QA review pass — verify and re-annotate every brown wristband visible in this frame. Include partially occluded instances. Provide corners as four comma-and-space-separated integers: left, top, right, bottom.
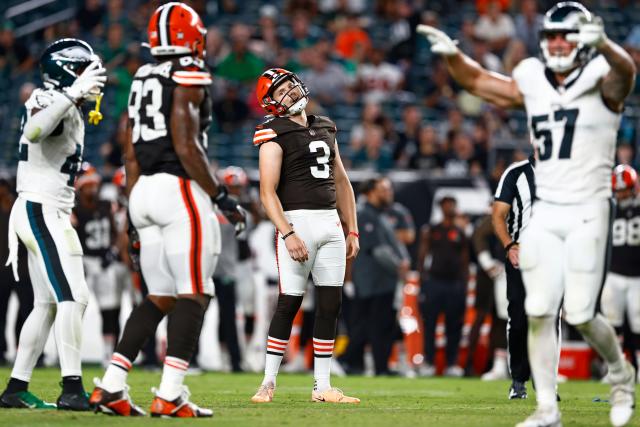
281, 230, 295, 241
505, 241, 519, 251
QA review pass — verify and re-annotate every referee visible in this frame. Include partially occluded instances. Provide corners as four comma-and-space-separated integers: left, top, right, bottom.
491, 156, 535, 399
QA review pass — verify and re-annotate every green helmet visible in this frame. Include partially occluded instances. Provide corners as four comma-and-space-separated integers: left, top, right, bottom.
39, 38, 97, 89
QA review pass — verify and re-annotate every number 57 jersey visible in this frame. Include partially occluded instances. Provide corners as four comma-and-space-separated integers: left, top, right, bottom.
254, 115, 337, 211
513, 55, 621, 204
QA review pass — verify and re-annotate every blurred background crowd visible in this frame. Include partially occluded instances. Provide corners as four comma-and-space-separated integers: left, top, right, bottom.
0, 0, 638, 379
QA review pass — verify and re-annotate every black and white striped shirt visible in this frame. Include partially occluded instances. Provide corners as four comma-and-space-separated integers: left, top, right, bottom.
494, 158, 536, 242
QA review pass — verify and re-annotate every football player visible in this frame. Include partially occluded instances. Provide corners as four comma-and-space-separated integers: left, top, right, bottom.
250, 68, 360, 404
418, 2, 636, 426
72, 164, 122, 366
601, 165, 640, 383
0, 39, 106, 410
89, 2, 245, 417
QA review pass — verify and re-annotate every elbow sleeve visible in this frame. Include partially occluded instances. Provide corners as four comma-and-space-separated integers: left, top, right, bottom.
23, 91, 73, 142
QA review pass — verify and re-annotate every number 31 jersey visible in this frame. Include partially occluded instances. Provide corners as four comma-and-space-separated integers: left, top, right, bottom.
513, 55, 621, 204
17, 88, 84, 209
253, 115, 337, 211
610, 197, 640, 277
128, 58, 212, 178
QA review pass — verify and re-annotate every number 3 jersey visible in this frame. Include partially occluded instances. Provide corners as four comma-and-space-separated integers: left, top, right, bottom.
16, 88, 84, 209
513, 55, 621, 204
610, 196, 640, 277
129, 59, 212, 178
253, 115, 337, 211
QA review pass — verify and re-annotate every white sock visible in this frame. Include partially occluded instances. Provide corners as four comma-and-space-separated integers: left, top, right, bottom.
263, 336, 288, 385
102, 334, 116, 366
54, 301, 86, 378
101, 353, 131, 392
157, 356, 189, 401
528, 316, 559, 409
11, 303, 56, 382
493, 348, 508, 373
576, 314, 627, 380
313, 338, 334, 392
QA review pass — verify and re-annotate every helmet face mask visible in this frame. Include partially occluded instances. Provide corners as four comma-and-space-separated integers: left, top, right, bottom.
539, 2, 595, 73
40, 39, 97, 89
256, 69, 309, 117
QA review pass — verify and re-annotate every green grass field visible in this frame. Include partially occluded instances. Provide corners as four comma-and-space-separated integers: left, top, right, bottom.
0, 367, 633, 427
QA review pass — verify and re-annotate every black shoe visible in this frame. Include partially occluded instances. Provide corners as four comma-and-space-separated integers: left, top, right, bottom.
57, 391, 91, 411
0, 390, 56, 409
509, 381, 527, 399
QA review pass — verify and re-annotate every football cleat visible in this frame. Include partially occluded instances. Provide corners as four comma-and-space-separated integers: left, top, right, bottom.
311, 388, 360, 404
515, 406, 562, 427
56, 390, 91, 411
444, 366, 464, 377
251, 383, 275, 403
149, 386, 213, 418
609, 362, 636, 427
509, 381, 528, 400
0, 390, 56, 409
89, 379, 145, 416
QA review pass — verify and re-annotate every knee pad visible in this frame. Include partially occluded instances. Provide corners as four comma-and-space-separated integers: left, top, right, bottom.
166, 298, 206, 361
566, 235, 598, 273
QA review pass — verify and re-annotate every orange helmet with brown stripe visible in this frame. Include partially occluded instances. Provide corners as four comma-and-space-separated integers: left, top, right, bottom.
612, 164, 638, 193
256, 68, 309, 116
148, 2, 206, 59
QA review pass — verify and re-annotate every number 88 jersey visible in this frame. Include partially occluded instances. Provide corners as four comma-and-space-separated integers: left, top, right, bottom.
128, 58, 212, 178
254, 115, 337, 211
611, 197, 640, 277
512, 55, 621, 204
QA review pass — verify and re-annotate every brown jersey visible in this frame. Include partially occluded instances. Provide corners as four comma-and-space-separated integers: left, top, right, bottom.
254, 115, 337, 211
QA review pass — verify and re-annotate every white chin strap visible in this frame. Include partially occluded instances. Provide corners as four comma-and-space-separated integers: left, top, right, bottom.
285, 97, 308, 116
541, 39, 579, 73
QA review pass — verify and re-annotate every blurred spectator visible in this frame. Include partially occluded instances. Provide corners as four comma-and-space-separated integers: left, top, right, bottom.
285, 0, 318, 18
102, 0, 129, 31
474, 0, 515, 54
409, 126, 444, 171
250, 5, 282, 63
356, 46, 404, 104
417, 196, 469, 377
385, 0, 420, 64
423, 60, 456, 111
394, 104, 422, 165
76, 0, 106, 36
350, 101, 383, 151
212, 83, 250, 133
351, 125, 394, 171
217, 24, 266, 84
111, 53, 141, 118
283, 12, 323, 51
318, 0, 367, 16
334, 14, 371, 60
503, 39, 527, 75
341, 177, 409, 375
514, 0, 543, 56
99, 113, 127, 176
616, 143, 635, 166
0, 22, 35, 77
206, 27, 231, 68
471, 35, 503, 73
443, 132, 483, 177
475, 0, 510, 15
100, 23, 128, 70
624, 25, 640, 99
299, 48, 351, 106
457, 17, 478, 54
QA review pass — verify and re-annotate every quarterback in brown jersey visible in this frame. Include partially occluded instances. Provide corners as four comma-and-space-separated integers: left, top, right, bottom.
250, 68, 360, 404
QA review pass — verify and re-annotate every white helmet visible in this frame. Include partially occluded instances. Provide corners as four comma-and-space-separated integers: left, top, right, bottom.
540, 2, 595, 73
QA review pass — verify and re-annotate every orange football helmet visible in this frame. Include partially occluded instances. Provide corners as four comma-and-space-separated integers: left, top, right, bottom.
220, 166, 248, 187
612, 164, 638, 192
148, 2, 206, 58
256, 68, 309, 116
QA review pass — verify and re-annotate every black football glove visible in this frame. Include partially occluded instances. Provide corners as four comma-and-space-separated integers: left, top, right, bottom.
101, 247, 119, 269
213, 186, 247, 235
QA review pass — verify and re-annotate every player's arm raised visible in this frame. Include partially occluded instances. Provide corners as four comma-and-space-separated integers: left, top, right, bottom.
566, 18, 637, 112
259, 141, 308, 262
416, 25, 523, 109
333, 143, 359, 259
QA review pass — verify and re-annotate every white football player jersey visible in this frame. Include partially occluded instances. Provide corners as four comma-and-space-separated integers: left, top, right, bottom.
513, 55, 620, 204
16, 88, 84, 209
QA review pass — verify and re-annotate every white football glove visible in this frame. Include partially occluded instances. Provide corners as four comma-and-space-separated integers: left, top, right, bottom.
566, 16, 607, 48
416, 24, 459, 56
64, 60, 107, 102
